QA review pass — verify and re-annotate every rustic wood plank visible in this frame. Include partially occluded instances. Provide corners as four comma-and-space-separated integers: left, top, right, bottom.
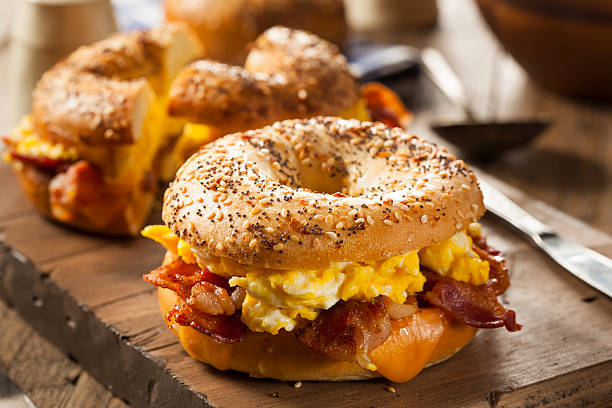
1, 213, 113, 266
0, 300, 129, 408
491, 361, 612, 408
0, 165, 33, 221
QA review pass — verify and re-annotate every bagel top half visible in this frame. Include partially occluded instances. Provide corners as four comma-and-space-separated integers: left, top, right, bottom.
167, 26, 360, 131
31, 23, 203, 147
163, 117, 485, 270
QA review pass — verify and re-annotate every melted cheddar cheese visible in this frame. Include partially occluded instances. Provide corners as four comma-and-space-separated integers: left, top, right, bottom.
142, 225, 490, 338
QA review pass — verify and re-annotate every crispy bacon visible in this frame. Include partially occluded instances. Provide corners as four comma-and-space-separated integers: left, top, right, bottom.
188, 281, 235, 315
8, 151, 68, 172
144, 258, 247, 342
167, 301, 245, 344
421, 269, 521, 332
297, 298, 391, 368
144, 258, 228, 298
362, 82, 412, 129
472, 236, 510, 296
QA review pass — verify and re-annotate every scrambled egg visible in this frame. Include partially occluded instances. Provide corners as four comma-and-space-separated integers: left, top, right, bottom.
6, 116, 78, 162
419, 230, 489, 286
229, 251, 421, 334
143, 225, 490, 335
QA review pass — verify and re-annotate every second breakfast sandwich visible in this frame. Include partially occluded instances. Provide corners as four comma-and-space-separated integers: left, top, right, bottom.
143, 117, 520, 383
4, 25, 407, 236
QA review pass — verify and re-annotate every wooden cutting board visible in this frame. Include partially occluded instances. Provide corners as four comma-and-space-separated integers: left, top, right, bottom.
1, 163, 611, 407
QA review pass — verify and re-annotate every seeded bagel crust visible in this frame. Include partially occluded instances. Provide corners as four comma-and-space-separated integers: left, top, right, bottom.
163, 117, 485, 270
31, 23, 203, 146
167, 26, 360, 130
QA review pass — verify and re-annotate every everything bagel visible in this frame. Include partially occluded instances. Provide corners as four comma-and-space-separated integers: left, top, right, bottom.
168, 27, 360, 132
143, 117, 520, 382
164, 117, 484, 269
4, 24, 204, 235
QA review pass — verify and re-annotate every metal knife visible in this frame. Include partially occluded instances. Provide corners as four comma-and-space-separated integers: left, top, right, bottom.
0, 370, 37, 408
479, 179, 612, 298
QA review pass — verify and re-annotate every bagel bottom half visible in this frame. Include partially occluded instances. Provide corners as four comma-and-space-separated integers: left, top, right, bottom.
158, 288, 477, 382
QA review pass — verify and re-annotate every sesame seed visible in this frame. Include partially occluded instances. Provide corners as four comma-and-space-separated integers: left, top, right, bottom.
336, 222, 344, 229
273, 243, 284, 251
383, 219, 393, 226
281, 208, 288, 217
367, 216, 374, 225
265, 227, 274, 233
385, 386, 396, 393
421, 215, 428, 224
325, 215, 333, 225
326, 231, 337, 239
293, 381, 302, 388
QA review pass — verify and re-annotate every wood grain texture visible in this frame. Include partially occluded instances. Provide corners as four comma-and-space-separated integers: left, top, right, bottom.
1, 0, 611, 406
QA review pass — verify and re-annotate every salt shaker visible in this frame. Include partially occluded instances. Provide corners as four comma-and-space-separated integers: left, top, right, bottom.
7, 0, 118, 127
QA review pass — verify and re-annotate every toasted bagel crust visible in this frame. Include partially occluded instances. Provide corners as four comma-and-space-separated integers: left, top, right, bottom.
165, 0, 346, 64
158, 288, 477, 381
167, 27, 359, 130
163, 117, 485, 270
31, 23, 203, 146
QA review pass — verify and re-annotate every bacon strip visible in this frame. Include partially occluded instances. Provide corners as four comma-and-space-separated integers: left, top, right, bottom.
8, 151, 67, 171
144, 258, 246, 343
297, 298, 391, 368
472, 236, 510, 296
362, 82, 412, 129
143, 258, 229, 298
421, 269, 521, 332
167, 301, 245, 344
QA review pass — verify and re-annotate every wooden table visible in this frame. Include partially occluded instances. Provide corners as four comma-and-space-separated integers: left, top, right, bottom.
0, 0, 610, 406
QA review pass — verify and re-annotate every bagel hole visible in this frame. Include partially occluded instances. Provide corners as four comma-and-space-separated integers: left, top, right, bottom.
297, 158, 346, 195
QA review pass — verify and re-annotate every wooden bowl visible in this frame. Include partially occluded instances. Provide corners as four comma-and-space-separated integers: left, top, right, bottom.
475, 0, 612, 100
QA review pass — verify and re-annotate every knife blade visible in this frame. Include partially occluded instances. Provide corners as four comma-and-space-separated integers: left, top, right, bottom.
0, 370, 36, 408
479, 179, 612, 298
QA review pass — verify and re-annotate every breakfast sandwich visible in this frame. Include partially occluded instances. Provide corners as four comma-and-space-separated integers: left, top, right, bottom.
3, 26, 407, 236
142, 117, 520, 382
